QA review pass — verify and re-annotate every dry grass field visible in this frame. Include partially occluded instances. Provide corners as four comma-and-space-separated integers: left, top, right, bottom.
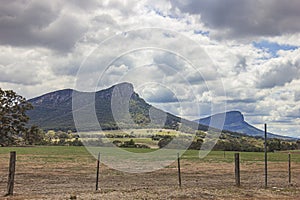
1, 147, 300, 199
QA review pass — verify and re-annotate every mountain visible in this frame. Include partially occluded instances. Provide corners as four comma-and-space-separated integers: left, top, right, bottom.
27, 82, 206, 132
195, 111, 294, 140
27, 84, 295, 140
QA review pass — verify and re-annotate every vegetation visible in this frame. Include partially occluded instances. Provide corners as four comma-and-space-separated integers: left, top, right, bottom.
23, 125, 45, 145
27, 83, 207, 132
0, 88, 34, 146
1, 146, 300, 199
212, 132, 298, 152
2, 121, 299, 152
1, 87, 299, 152
2, 146, 300, 163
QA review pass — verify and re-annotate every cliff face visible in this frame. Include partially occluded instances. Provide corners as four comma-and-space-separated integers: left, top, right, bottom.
198, 111, 244, 126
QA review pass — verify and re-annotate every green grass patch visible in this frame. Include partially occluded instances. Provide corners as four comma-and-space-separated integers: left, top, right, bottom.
181, 150, 300, 163
0, 146, 89, 156
109, 138, 158, 146
1, 146, 300, 163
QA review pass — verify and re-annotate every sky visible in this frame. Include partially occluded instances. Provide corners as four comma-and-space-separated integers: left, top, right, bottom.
1, 0, 300, 137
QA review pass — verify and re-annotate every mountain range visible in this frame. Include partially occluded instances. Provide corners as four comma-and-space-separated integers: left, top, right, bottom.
27, 82, 205, 132
27, 82, 293, 140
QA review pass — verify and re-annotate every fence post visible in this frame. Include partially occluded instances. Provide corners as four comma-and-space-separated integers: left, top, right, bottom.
288, 153, 291, 185
96, 153, 101, 191
6, 151, 16, 196
264, 123, 268, 188
177, 153, 182, 188
234, 153, 240, 187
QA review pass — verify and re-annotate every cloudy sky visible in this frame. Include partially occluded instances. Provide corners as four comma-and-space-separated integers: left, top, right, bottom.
1, 0, 300, 137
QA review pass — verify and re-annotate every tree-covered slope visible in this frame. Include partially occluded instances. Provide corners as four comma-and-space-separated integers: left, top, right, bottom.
27, 83, 206, 132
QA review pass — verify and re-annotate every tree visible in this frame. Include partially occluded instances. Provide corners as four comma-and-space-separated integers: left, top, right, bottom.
296, 140, 300, 149
56, 131, 69, 145
158, 137, 172, 148
268, 138, 281, 152
189, 139, 203, 150
23, 125, 45, 145
121, 139, 136, 148
0, 88, 33, 146
45, 130, 56, 142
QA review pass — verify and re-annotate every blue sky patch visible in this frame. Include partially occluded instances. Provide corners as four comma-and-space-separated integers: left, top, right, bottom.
253, 40, 298, 58
145, 6, 184, 21
194, 30, 209, 36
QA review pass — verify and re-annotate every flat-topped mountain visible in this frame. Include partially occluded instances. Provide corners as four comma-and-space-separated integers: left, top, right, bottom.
195, 111, 293, 140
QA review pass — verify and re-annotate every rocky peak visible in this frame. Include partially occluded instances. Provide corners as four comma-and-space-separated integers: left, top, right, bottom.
224, 111, 244, 124
29, 89, 74, 107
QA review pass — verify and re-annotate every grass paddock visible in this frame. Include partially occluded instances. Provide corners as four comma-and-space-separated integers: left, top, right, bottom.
1, 146, 300, 199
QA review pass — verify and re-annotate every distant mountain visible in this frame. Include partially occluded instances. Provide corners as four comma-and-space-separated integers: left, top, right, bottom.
27, 84, 295, 140
195, 111, 294, 140
27, 82, 206, 132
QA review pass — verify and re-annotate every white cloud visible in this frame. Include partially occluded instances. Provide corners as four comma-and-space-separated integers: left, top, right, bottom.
0, 0, 300, 137
255, 49, 300, 88
140, 84, 178, 103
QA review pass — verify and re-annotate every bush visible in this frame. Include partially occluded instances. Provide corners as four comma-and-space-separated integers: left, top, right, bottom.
158, 138, 172, 148
120, 139, 136, 148
69, 138, 83, 146
118, 139, 150, 149
112, 140, 122, 147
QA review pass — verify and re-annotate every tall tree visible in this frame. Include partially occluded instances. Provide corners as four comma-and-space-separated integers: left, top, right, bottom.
0, 88, 33, 146
23, 125, 45, 145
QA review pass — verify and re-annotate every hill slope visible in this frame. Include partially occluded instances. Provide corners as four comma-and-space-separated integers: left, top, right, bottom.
27, 83, 205, 132
195, 111, 293, 140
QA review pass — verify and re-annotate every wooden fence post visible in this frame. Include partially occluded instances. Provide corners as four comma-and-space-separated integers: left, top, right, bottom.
234, 153, 240, 187
288, 153, 291, 185
96, 153, 101, 191
177, 153, 182, 188
264, 123, 268, 188
6, 151, 16, 196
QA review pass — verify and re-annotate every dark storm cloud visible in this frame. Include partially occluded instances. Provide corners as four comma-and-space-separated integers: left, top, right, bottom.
0, 0, 88, 51
170, 0, 300, 39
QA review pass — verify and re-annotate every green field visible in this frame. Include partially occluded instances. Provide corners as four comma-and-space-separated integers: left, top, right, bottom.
1, 146, 300, 163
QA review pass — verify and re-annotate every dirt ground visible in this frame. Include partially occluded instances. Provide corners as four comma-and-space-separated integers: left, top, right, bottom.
1, 153, 300, 200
